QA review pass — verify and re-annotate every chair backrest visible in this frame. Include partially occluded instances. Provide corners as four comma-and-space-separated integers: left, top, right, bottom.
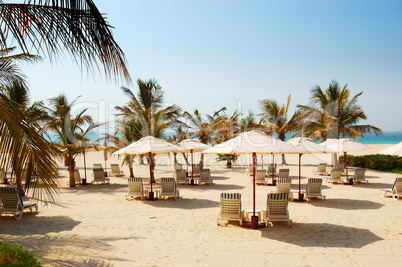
278, 169, 289, 179
331, 168, 342, 182
306, 178, 323, 194
174, 164, 182, 172
392, 177, 402, 193
248, 164, 253, 173
267, 192, 289, 215
336, 162, 345, 170
275, 178, 291, 193
110, 164, 120, 174
176, 169, 187, 182
93, 163, 103, 170
93, 169, 105, 182
220, 193, 241, 215
192, 164, 201, 175
255, 169, 266, 183
161, 177, 177, 193
317, 163, 327, 173
200, 169, 210, 182
74, 169, 81, 183
128, 177, 143, 194
0, 187, 23, 211
354, 168, 366, 180
267, 163, 277, 175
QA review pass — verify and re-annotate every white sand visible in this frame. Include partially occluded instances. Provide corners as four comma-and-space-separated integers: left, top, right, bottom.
1, 144, 401, 266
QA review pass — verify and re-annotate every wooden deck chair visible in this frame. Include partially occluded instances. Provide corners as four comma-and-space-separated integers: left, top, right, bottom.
176, 169, 187, 185
265, 192, 291, 227
352, 168, 367, 184
192, 164, 201, 177
314, 163, 327, 175
278, 169, 290, 179
326, 168, 343, 184
305, 178, 325, 201
200, 169, 212, 185
0, 187, 38, 220
110, 164, 124, 177
255, 169, 266, 185
160, 178, 179, 200
380, 177, 402, 200
217, 193, 243, 226
267, 163, 277, 176
126, 177, 144, 200
92, 169, 110, 184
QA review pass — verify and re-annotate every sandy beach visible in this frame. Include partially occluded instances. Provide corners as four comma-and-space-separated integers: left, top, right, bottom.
1, 144, 401, 266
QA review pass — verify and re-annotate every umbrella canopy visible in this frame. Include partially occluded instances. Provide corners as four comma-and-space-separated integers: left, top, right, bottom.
178, 139, 210, 178
203, 130, 303, 228
114, 135, 184, 155
321, 138, 371, 179
113, 136, 184, 199
287, 137, 337, 154
379, 142, 402, 156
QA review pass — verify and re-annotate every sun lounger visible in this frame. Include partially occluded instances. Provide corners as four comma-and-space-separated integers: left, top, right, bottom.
175, 169, 187, 185
110, 164, 124, 177
271, 178, 293, 200
160, 178, 179, 200
255, 169, 266, 185
247, 164, 253, 176
352, 168, 367, 183
267, 163, 277, 176
335, 162, 345, 173
217, 193, 243, 226
314, 163, 327, 175
0, 187, 38, 220
74, 169, 81, 185
265, 192, 291, 227
126, 177, 144, 200
92, 169, 110, 184
192, 164, 201, 177
173, 164, 182, 177
278, 169, 290, 179
93, 163, 103, 169
200, 169, 212, 185
380, 177, 402, 200
304, 178, 325, 201
326, 168, 343, 184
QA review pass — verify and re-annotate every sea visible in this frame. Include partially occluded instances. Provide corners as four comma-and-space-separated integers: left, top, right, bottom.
46, 131, 402, 145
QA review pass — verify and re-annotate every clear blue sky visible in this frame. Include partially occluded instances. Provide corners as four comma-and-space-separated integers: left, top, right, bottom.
20, 0, 402, 133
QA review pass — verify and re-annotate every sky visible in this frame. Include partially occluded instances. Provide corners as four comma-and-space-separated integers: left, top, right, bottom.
18, 0, 402, 134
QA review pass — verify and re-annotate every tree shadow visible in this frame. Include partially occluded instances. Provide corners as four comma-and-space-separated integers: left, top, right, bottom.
260, 222, 383, 248
309, 198, 383, 210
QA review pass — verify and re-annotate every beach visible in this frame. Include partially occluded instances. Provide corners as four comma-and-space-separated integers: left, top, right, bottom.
1, 144, 401, 266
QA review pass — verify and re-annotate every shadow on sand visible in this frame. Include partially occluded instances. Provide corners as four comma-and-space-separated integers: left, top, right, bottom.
261, 222, 383, 248
143, 197, 219, 209
309, 198, 384, 210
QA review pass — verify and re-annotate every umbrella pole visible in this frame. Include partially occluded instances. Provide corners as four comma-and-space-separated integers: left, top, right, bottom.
261, 154, 263, 169
345, 151, 349, 183
149, 152, 154, 199
191, 149, 194, 178
251, 152, 258, 229
298, 154, 302, 201
83, 150, 87, 185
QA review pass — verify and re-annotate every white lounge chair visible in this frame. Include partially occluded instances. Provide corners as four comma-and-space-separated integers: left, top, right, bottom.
247, 164, 254, 177
335, 162, 345, 173
74, 169, 81, 185
93, 163, 103, 169
271, 178, 292, 201
267, 163, 277, 176
175, 169, 187, 185
160, 178, 179, 200
305, 178, 325, 201
0, 187, 38, 220
126, 177, 144, 200
326, 168, 343, 184
255, 169, 266, 185
265, 192, 291, 227
110, 164, 124, 177
380, 177, 402, 200
192, 164, 201, 177
352, 168, 367, 184
314, 163, 327, 175
278, 169, 290, 179
217, 193, 243, 226
92, 169, 110, 184
173, 164, 182, 177
200, 169, 212, 185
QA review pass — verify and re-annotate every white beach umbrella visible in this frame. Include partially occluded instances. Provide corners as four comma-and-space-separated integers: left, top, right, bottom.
378, 142, 402, 157
113, 136, 184, 199
321, 138, 371, 179
203, 130, 304, 228
178, 139, 210, 178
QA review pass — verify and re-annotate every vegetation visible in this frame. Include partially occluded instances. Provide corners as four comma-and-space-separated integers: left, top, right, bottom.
216, 154, 239, 168
340, 154, 402, 174
0, 242, 41, 266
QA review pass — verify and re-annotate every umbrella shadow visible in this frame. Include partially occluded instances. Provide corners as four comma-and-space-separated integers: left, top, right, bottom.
260, 222, 383, 248
308, 198, 383, 210
179, 183, 245, 191
64, 183, 127, 195
143, 197, 219, 209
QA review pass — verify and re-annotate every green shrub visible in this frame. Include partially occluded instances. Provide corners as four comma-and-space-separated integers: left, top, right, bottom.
339, 154, 402, 173
0, 242, 41, 266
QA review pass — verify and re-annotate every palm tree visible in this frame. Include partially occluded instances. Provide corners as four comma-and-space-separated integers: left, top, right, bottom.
0, 1, 130, 82
212, 109, 242, 144
45, 94, 99, 187
239, 111, 262, 132
297, 80, 382, 141
259, 95, 304, 164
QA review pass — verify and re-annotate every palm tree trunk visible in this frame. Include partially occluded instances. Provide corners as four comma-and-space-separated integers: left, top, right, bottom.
281, 154, 287, 165
129, 157, 134, 177
16, 173, 25, 196
200, 153, 204, 169
68, 157, 76, 187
